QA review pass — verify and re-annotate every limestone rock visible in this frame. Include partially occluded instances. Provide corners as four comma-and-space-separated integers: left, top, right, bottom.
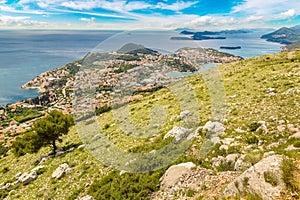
18, 171, 38, 185
78, 195, 94, 200
78, 144, 86, 150
202, 121, 225, 135
234, 155, 252, 171
289, 132, 300, 139
225, 154, 239, 163
223, 155, 285, 200
179, 110, 191, 119
52, 163, 73, 179
163, 126, 190, 141
212, 156, 225, 168
160, 162, 196, 191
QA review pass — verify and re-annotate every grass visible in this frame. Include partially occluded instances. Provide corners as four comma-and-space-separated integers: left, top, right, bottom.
263, 171, 278, 186
281, 158, 300, 193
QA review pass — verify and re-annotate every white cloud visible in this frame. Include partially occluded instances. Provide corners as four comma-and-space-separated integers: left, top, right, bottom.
231, 0, 300, 18
156, 1, 198, 11
0, 15, 47, 27
243, 15, 264, 23
80, 17, 95, 24
277, 9, 297, 19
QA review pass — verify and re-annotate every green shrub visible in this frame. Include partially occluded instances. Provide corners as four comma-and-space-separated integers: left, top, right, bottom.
11, 131, 42, 157
246, 135, 259, 144
281, 159, 300, 192
0, 143, 9, 157
186, 189, 196, 197
88, 170, 164, 200
293, 141, 300, 148
1, 167, 9, 174
248, 122, 260, 132
263, 171, 278, 186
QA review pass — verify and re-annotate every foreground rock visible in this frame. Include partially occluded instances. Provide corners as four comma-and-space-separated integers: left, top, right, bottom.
160, 162, 196, 191
202, 121, 225, 135
18, 171, 38, 185
152, 166, 239, 199
163, 126, 190, 141
52, 163, 73, 179
223, 155, 285, 200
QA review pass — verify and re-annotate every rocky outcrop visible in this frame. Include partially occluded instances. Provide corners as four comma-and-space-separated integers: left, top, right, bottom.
163, 126, 191, 141
223, 155, 285, 200
160, 162, 196, 191
52, 163, 73, 179
202, 121, 225, 135
77, 195, 94, 200
18, 171, 38, 185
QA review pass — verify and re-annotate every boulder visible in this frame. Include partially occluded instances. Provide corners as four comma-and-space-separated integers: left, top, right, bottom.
78, 195, 94, 200
222, 138, 235, 145
18, 171, 38, 185
163, 126, 190, 141
202, 121, 225, 135
211, 136, 221, 145
225, 154, 239, 163
223, 155, 285, 200
234, 155, 252, 171
15, 172, 22, 180
160, 162, 196, 191
212, 156, 225, 168
289, 132, 300, 139
78, 144, 86, 150
52, 163, 73, 179
179, 110, 192, 119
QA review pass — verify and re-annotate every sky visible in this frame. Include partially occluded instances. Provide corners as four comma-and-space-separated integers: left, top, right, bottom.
0, 0, 300, 30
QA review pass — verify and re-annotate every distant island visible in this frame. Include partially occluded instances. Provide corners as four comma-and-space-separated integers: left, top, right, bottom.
171, 29, 249, 41
220, 46, 241, 50
261, 25, 300, 45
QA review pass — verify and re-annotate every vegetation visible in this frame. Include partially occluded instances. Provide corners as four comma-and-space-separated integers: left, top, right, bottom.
88, 170, 164, 200
263, 171, 278, 186
11, 110, 74, 156
281, 158, 300, 193
33, 110, 74, 155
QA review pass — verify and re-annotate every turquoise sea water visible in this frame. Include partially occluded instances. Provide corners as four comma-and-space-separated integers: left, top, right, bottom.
0, 30, 283, 105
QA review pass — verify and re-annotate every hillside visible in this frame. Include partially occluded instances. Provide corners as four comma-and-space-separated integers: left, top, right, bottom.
261, 25, 300, 44
0, 50, 300, 199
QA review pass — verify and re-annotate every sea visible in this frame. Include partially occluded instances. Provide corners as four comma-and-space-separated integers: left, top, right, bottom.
0, 30, 283, 105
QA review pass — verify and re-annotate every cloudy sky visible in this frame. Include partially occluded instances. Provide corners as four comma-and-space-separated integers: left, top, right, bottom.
0, 0, 300, 30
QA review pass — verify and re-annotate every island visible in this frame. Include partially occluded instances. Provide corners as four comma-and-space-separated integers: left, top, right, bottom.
220, 46, 241, 50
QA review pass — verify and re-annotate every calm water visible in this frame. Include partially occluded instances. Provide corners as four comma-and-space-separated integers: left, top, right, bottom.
0, 30, 283, 105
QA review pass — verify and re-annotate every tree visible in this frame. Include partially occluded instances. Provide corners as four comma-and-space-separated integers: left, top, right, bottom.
33, 110, 74, 155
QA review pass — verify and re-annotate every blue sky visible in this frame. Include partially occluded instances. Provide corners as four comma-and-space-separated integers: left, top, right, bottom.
0, 0, 300, 29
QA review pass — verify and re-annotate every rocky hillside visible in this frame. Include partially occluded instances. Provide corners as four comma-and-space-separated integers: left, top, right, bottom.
0, 50, 300, 199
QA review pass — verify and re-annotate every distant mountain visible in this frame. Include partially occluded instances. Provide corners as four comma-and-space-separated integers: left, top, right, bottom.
261, 25, 300, 44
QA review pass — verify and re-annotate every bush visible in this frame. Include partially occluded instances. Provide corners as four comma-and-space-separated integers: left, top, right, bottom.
281, 159, 300, 192
0, 143, 8, 157
11, 131, 42, 157
88, 170, 164, 200
248, 122, 260, 132
263, 171, 278, 186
